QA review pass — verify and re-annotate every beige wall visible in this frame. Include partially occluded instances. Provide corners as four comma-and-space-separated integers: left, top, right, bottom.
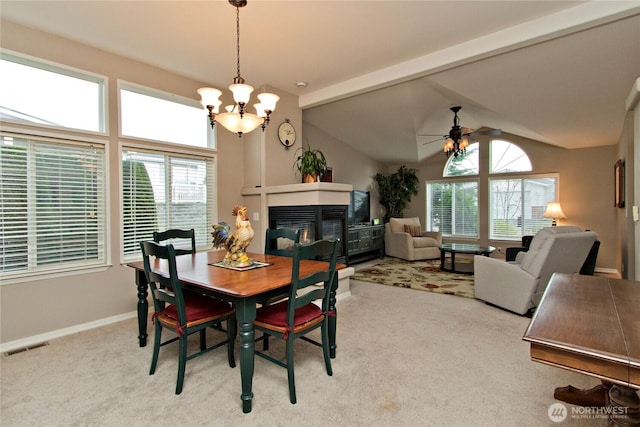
391, 133, 619, 271
0, 21, 247, 345
302, 122, 385, 219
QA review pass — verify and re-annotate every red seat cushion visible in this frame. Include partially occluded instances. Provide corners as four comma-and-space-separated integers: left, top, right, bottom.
163, 294, 232, 322
255, 300, 322, 327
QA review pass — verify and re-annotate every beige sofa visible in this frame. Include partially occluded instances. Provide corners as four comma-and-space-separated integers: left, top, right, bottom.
384, 217, 442, 261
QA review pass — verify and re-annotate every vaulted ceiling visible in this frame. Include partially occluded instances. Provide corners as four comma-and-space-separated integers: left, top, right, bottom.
2, 1, 639, 163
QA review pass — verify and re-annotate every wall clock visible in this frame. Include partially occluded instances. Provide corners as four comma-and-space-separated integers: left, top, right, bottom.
278, 119, 296, 149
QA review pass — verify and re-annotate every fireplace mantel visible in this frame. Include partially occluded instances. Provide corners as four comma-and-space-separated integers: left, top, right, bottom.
241, 182, 352, 206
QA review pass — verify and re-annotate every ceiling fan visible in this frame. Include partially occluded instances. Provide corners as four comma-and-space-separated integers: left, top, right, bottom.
420, 106, 501, 157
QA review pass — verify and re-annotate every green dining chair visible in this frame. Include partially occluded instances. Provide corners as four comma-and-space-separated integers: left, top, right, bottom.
264, 227, 300, 257
140, 240, 236, 394
253, 238, 339, 404
153, 228, 196, 255
258, 228, 301, 350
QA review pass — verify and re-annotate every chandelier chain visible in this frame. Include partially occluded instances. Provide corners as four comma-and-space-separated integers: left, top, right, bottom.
236, 5, 241, 78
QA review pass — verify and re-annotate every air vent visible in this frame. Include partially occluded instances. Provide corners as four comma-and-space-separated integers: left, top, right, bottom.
4, 341, 49, 356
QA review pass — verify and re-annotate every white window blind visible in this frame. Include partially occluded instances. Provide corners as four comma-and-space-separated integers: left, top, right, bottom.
426, 180, 478, 237
489, 176, 557, 239
0, 134, 106, 276
122, 150, 215, 259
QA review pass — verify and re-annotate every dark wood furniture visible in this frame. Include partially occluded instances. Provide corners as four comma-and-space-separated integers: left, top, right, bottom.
128, 250, 344, 413
439, 243, 495, 273
153, 228, 196, 255
523, 273, 640, 425
254, 239, 339, 404
140, 241, 236, 395
347, 224, 384, 264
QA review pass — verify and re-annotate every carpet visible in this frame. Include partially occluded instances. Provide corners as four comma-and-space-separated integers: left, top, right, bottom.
351, 258, 475, 299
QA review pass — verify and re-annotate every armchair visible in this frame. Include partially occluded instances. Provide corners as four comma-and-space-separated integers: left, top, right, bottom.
384, 217, 441, 261
474, 226, 597, 315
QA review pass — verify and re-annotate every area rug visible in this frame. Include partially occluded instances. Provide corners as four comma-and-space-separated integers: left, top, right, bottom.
351, 258, 475, 299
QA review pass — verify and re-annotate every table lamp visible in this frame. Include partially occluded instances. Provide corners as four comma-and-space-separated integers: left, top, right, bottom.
544, 202, 566, 226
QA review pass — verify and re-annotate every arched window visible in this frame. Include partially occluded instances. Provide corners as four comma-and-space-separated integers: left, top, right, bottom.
427, 138, 557, 240
443, 142, 479, 176
490, 140, 531, 173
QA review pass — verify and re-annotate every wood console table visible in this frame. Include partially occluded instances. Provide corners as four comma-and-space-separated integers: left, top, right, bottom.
523, 273, 640, 425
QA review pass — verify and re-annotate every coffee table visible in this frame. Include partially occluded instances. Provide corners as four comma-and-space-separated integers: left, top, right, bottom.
439, 243, 495, 273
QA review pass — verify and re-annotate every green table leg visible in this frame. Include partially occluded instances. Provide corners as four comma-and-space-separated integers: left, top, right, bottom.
235, 298, 257, 413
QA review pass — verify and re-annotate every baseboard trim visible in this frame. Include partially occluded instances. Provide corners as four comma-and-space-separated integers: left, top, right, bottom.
1, 311, 137, 354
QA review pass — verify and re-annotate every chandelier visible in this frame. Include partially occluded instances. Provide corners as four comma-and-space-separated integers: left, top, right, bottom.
443, 106, 470, 158
198, 0, 279, 137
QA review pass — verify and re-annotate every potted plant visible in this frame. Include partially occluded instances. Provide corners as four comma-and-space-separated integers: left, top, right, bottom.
293, 141, 328, 183
374, 165, 419, 222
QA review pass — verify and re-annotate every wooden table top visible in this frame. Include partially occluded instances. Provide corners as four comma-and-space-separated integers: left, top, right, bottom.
128, 250, 344, 298
523, 273, 640, 389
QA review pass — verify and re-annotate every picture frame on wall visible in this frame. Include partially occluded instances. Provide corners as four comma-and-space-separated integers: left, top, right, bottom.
614, 159, 624, 208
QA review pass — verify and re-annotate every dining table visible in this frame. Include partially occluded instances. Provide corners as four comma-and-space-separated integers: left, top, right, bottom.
127, 250, 344, 413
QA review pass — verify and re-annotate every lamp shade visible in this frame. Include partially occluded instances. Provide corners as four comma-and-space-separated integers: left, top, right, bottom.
257, 92, 279, 112
216, 111, 263, 134
229, 83, 254, 105
544, 202, 566, 219
197, 87, 222, 113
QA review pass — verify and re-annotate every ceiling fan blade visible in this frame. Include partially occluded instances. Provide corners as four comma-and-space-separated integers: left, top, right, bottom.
421, 136, 445, 145
468, 128, 502, 137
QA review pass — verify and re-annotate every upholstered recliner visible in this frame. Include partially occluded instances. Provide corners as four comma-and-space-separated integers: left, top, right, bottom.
474, 226, 597, 315
384, 217, 442, 261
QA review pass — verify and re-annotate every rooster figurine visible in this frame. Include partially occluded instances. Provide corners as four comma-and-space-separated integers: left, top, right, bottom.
211, 205, 255, 267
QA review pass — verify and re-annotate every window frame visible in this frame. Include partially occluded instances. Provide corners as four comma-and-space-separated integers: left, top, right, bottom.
0, 128, 110, 284
488, 172, 560, 241
118, 80, 214, 149
0, 49, 108, 135
119, 140, 218, 263
425, 178, 479, 239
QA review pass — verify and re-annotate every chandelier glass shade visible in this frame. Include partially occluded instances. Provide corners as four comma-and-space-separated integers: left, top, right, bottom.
198, 0, 278, 137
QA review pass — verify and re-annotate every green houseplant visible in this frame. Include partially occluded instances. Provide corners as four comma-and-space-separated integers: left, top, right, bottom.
374, 165, 419, 222
293, 141, 328, 183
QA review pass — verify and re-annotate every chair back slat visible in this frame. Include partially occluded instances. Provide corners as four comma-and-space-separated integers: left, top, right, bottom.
153, 228, 196, 255
265, 228, 301, 257
287, 239, 339, 324
140, 240, 187, 322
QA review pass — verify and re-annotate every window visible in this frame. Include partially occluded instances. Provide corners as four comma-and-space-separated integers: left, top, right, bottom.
444, 143, 479, 176
119, 82, 211, 148
426, 180, 478, 238
428, 139, 546, 240
490, 140, 531, 173
121, 150, 215, 260
0, 52, 105, 133
0, 133, 106, 277
489, 175, 558, 240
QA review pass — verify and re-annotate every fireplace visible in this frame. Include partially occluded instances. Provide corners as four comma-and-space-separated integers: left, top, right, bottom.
269, 205, 348, 263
